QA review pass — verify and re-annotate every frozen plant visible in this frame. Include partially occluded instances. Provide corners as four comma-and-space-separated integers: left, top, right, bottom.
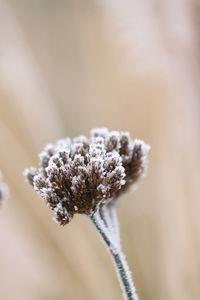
0, 172, 9, 206
24, 128, 150, 300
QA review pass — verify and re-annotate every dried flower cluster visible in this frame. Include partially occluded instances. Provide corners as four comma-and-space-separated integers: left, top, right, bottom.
0, 172, 9, 205
24, 128, 149, 225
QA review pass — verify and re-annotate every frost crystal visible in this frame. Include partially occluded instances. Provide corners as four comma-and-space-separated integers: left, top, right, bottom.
24, 128, 150, 225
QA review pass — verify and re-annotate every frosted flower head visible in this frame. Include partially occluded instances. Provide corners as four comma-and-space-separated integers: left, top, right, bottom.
0, 172, 9, 205
24, 128, 150, 225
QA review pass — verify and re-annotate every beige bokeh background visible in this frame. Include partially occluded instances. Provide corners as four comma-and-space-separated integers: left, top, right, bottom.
0, 1, 200, 299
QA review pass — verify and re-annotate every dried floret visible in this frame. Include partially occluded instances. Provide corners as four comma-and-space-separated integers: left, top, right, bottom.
24, 128, 150, 225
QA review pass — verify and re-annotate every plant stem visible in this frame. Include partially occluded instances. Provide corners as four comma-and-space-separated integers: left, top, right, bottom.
90, 211, 139, 300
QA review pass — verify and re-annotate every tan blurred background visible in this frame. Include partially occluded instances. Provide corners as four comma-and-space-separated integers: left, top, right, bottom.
0, 0, 200, 299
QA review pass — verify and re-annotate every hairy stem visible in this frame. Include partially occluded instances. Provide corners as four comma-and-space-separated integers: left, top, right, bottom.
107, 201, 121, 246
99, 199, 121, 247
90, 210, 139, 300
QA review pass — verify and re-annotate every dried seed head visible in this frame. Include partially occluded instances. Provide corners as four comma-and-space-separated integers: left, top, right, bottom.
0, 172, 9, 205
24, 128, 150, 225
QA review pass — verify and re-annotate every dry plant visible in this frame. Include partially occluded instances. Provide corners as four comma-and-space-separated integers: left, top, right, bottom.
24, 128, 150, 300
1, 1, 199, 299
0, 172, 9, 205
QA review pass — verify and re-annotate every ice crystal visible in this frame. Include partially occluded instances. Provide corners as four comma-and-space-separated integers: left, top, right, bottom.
24, 128, 150, 225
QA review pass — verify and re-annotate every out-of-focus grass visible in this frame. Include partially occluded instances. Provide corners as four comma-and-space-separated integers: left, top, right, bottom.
0, 1, 200, 299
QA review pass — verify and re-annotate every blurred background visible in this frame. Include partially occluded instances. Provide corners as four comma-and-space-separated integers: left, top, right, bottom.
0, 0, 200, 299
